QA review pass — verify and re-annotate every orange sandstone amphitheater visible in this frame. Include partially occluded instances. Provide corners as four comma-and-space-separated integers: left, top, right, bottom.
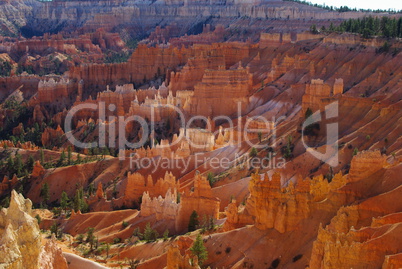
0, 0, 401, 268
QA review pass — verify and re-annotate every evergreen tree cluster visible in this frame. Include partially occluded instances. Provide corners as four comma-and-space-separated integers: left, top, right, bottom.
188, 210, 216, 233
283, 0, 401, 14
40, 186, 90, 212
40, 148, 107, 170
143, 222, 159, 242
104, 50, 131, 64
73, 187, 89, 213
0, 151, 35, 178
0, 60, 12, 77
16, 64, 34, 75
338, 16, 402, 38
131, 222, 165, 243
0, 99, 30, 142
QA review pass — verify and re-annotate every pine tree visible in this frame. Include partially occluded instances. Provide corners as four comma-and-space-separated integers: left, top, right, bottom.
310, 24, 319, 34
208, 216, 215, 231
305, 107, 313, 119
81, 197, 89, 213
50, 222, 60, 239
143, 222, 158, 242
88, 183, 95, 196
40, 182, 50, 205
133, 227, 143, 240
67, 146, 72, 164
60, 191, 69, 212
207, 172, 216, 187
40, 149, 45, 164
73, 189, 81, 212
35, 214, 42, 224
188, 210, 199, 232
102, 147, 110, 156
73, 187, 89, 213
86, 227, 95, 250
190, 234, 208, 266
14, 153, 23, 177
27, 155, 35, 170
2, 196, 10, 208
6, 155, 14, 175
58, 151, 66, 166
249, 147, 258, 158
163, 229, 169, 241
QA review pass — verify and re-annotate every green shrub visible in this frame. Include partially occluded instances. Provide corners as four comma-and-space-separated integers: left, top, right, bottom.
249, 147, 258, 158
35, 214, 41, 224
206, 172, 216, 187
143, 223, 158, 243
76, 234, 84, 244
163, 229, 169, 241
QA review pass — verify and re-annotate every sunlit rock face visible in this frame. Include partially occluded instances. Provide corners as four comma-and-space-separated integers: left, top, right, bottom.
39, 235, 68, 269
175, 174, 220, 233
0, 191, 40, 268
0, 191, 68, 269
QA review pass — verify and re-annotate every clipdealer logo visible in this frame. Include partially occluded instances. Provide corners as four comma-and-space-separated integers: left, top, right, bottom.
63, 100, 339, 170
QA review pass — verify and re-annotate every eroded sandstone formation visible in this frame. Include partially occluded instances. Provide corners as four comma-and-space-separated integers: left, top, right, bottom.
140, 189, 179, 222
123, 171, 180, 207
175, 174, 220, 232
302, 78, 344, 114
224, 172, 313, 233
38, 235, 68, 269
36, 78, 74, 105
0, 190, 67, 269
166, 243, 200, 269
41, 125, 65, 148
185, 65, 252, 117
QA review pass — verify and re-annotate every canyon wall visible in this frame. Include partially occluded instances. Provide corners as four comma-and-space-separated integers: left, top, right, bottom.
168, 52, 225, 93
186, 65, 252, 117
29, 0, 371, 37
260, 31, 325, 48
302, 78, 344, 114
37, 77, 75, 105
69, 44, 191, 94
